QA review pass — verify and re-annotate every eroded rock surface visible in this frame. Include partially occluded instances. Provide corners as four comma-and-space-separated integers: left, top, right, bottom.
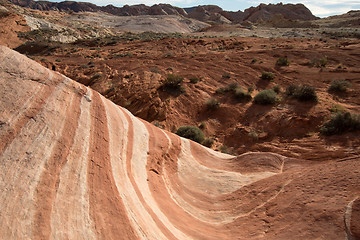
0, 46, 359, 239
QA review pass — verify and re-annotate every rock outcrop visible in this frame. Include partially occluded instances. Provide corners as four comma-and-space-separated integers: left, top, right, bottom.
8, 0, 317, 24
243, 3, 317, 22
0, 46, 359, 239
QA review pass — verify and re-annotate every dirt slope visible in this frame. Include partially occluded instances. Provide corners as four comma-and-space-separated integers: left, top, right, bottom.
1, 46, 359, 239
0, 9, 29, 48
34, 36, 360, 161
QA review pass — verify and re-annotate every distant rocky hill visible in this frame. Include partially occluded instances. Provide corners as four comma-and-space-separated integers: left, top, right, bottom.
8, 0, 317, 24
242, 3, 318, 22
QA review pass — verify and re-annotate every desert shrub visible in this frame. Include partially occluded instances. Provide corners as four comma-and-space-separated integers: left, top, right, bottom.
190, 76, 202, 84
309, 56, 327, 68
329, 79, 351, 92
227, 82, 239, 90
234, 87, 252, 102
222, 72, 231, 79
273, 85, 281, 93
202, 138, 214, 148
219, 145, 231, 154
205, 98, 220, 110
215, 87, 227, 94
254, 89, 277, 105
276, 57, 290, 66
251, 58, 258, 64
285, 84, 298, 96
320, 112, 360, 135
198, 122, 206, 129
91, 73, 102, 80
176, 126, 204, 143
215, 82, 238, 94
261, 72, 274, 81
248, 86, 254, 93
248, 130, 259, 141
0, 11, 10, 18
286, 84, 317, 102
330, 104, 347, 113
161, 74, 185, 93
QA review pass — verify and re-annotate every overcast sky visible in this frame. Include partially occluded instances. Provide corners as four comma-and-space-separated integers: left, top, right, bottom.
56, 0, 360, 17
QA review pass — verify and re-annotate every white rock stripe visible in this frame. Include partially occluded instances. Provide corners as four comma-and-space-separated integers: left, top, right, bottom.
0, 77, 72, 239
50, 88, 95, 240
102, 97, 168, 240
127, 109, 192, 240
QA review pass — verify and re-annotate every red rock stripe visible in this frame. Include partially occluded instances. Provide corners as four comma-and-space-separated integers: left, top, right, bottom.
143, 122, 229, 239
120, 111, 177, 240
32, 84, 82, 240
87, 91, 137, 240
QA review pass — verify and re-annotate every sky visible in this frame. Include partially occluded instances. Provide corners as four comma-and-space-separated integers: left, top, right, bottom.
54, 0, 360, 17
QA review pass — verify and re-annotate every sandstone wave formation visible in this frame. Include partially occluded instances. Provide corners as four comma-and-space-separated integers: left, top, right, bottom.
0, 46, 359, 239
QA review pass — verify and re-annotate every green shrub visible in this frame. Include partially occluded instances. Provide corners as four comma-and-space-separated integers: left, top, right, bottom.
286, 84, 317, 102
176, 126, 205, 143
205, 98, 220, 110
91, 73, 102, 80
261, 72, 274, 81
254, 89, 277, 105
309, 56, 327, 68
189, 76, 202, 84
162, 74, 185, 93
215, 87, 227, 94
227, 82, 239, 90
273, 85, 281, 93
320, 112, 360, 135
198, 122, 206, 129
329, 79, 351, 92
202, 138, 214, 147
215, 82, 238, 94
276, 57, 290, 66
330, 104, 347, 113
234, 87, 252, 102
222, 72, 231, 79
219, 145, 231, 154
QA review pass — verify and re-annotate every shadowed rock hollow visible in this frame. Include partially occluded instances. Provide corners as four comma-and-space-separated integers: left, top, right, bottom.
0, 46, 359, 239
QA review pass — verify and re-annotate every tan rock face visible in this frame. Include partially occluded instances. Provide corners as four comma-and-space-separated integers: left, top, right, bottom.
0, 45, 359, 239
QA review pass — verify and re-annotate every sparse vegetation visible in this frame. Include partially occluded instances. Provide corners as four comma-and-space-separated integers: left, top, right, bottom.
189, 76, 202, 84
219, 145, 232, 154
161, 74, 185, 93
215, 82, 252, 102
248, 130, 259, 141
233, 87, 252, 102
320, 112, 360, 135
309, 56, 328, 68
215, 82, 238, 94
273, 85, 281, 93
286, 84, 317, 102
91, 73, 102, 80
330, 104, 347, 113
202, 138, 214, 148
260, 72, 274, 81
176, 126, 205, 143
205, 98, 220, 110
222, 72, 231, 79
254, 89, 277, 105
329, 79, 351, 92
276, 57, 290, 66
198, 122, 206, 129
